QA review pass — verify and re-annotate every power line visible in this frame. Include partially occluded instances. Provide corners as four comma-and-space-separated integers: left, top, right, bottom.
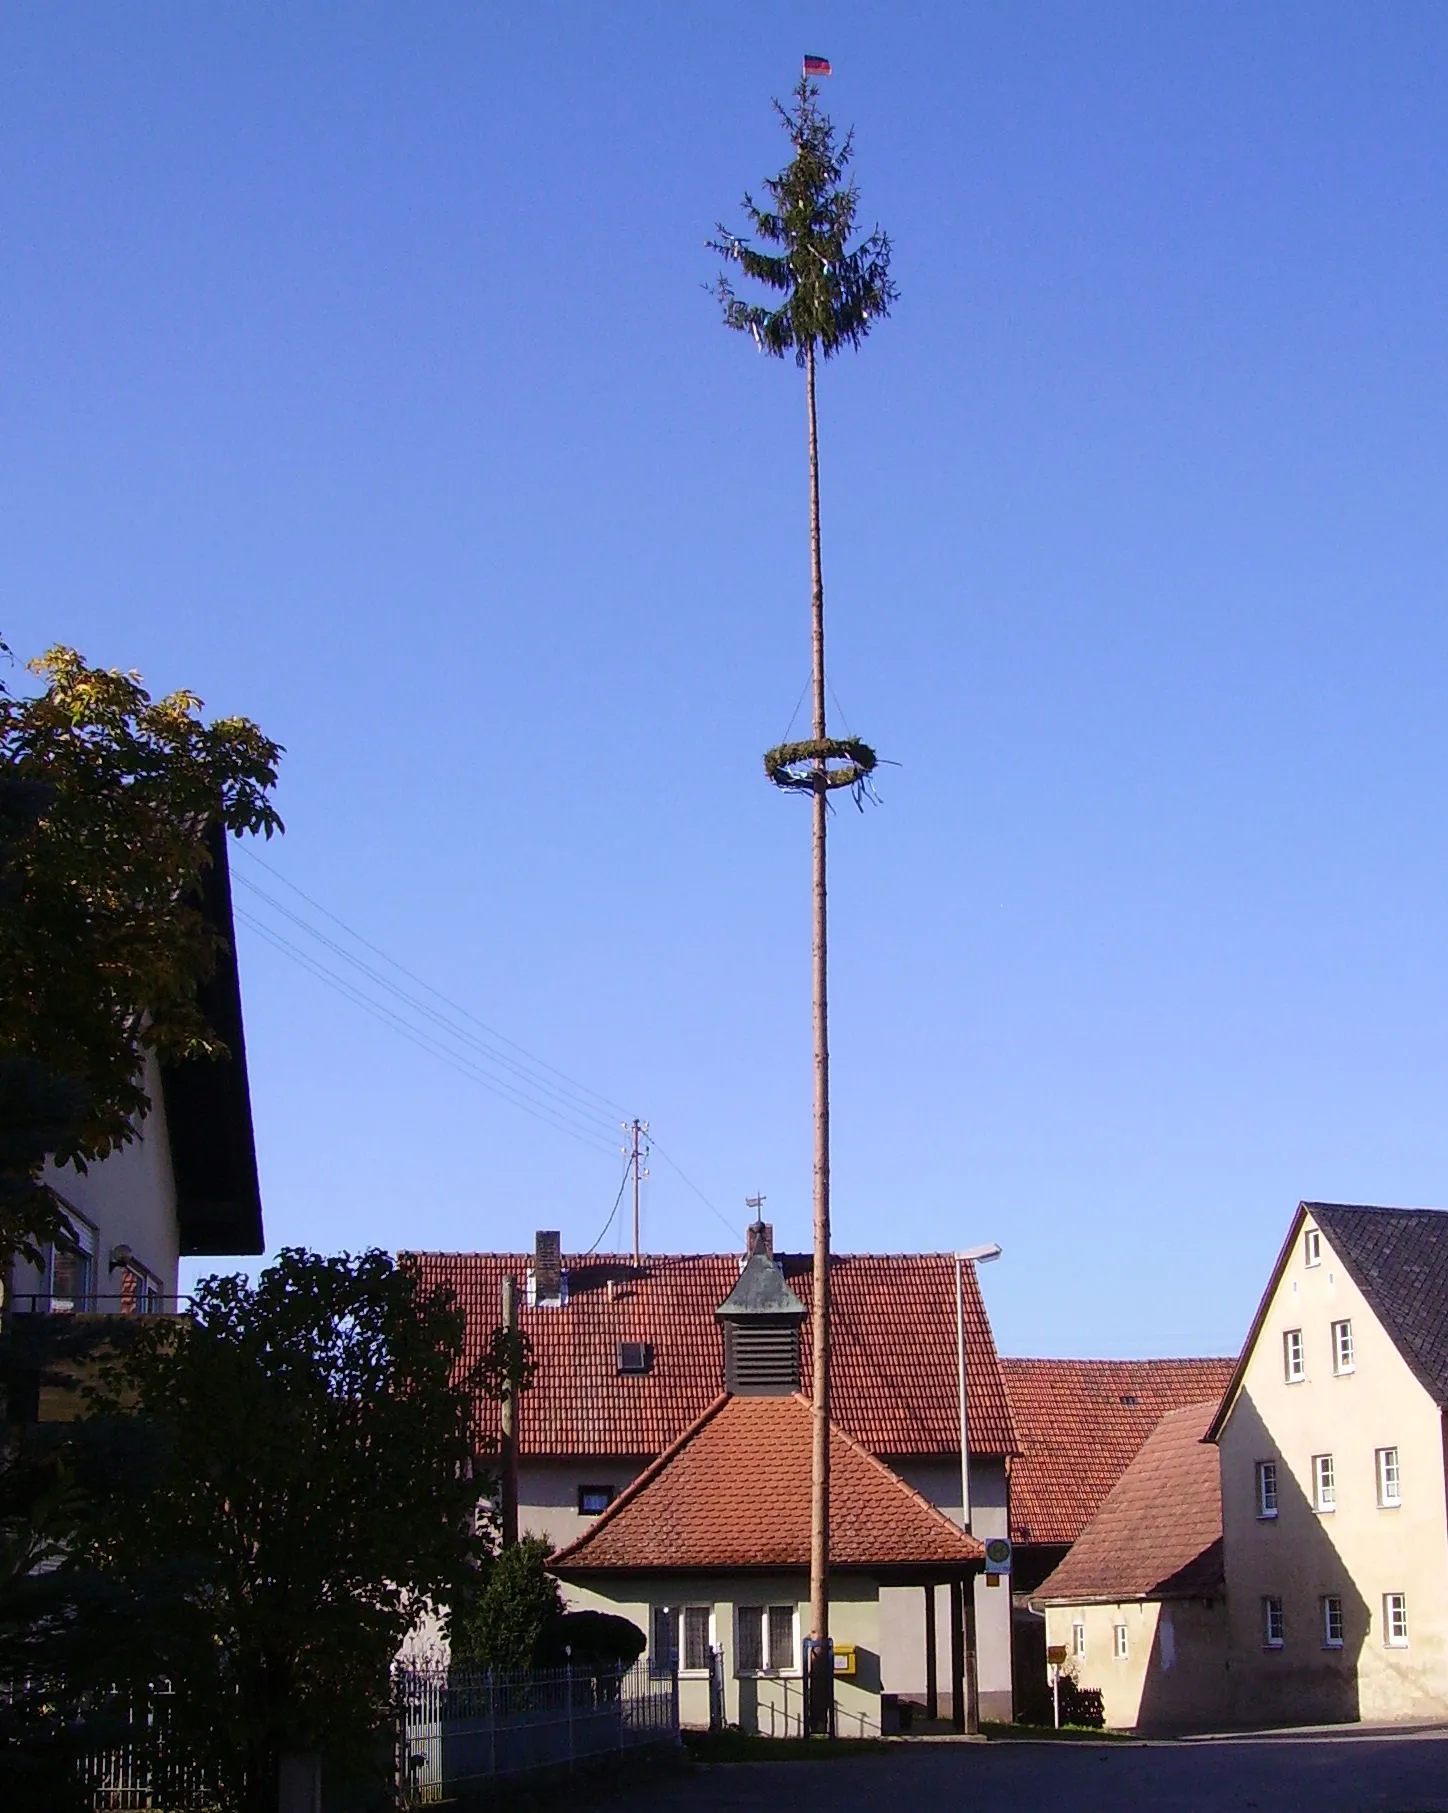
648, 1135, 740, 1242
582, 1157, 635, 1258
235, 844, 627, 1119
234, 872, 618, 1137
234, 908, 619, 1158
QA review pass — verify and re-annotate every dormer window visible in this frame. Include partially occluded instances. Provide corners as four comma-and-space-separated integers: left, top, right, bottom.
617, 1341, 654, 1375
1305, 1228, 1321, 1267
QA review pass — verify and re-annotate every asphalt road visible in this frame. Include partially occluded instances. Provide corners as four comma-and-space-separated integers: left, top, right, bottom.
612, 1730, 1448, 1813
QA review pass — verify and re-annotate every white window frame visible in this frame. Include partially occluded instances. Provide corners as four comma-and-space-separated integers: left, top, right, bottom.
1384, 1593, 1409, 1648
1071, 1619, 1086, 1659
1376, 1446, 1401, 1508
680, 1605, 715, 1676
577, 1484, 614, 1517
649, 1604, 680, 1679
1331, 1319, 1355, 1376
1112, 1623, 1128, 1660
1263, 1597, 1285, 1649
1304, 1227, 1321, 1267
1284, 1329, 1305, 1383
735, 1603, 798, 1677
1321, 1596, 1344, 1650
1312, 1453, 1336, 1513
49, 1209, 98, 1313
1255, 1459, 1279, 1519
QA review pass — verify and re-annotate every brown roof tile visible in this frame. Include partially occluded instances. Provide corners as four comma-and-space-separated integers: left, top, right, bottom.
1035, 1401, 1224, 1604
1003, 1357, 1235, 1547
409, 1251, 1017, 1461
551, 1392, 986, 1575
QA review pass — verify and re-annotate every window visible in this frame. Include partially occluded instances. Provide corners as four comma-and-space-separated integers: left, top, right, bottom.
1113, 1623, 1128, 1660
1284, 1329, 1305, 1382
682, 1606, 713, 1673
577, 1484, 614, 1517
1384, 1593, 1409, 1648
50, 1214, 97, 1312
1377, 1447, 1401, 1508
1263, 1597, 1285, 1649
1332, 1320, 1354, 1375
1321, 1596, 1344, 1649
1305, 1227, 1321, 1267
1071, 1620, 1086, 1660
649, 1605, 679, 1678
736, 1604, 796, 1675
1255, 1460, 1279, 1519
616, 1341, 654, 1375
1312, 1453, 1336, 1512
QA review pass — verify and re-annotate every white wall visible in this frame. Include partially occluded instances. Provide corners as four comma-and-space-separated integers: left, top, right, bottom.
879, 1455, 1013, 1720
10, 1050, 181, 1307
517, 1459, 648, 1550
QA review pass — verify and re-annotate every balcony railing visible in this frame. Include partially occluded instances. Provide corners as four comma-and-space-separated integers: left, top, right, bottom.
6, 1292, 193, 1317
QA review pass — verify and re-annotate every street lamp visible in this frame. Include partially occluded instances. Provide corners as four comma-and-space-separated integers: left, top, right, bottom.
954, 1244, 1001, 1535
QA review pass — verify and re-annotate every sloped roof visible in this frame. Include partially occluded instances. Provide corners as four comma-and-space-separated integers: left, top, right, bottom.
1003, 1357, 1236, 1547
551, 1391, 985, 1576
1206, 1202, 1448, 1443
408, 1250, 1018, 1461
1035, 1402, 1223, 1604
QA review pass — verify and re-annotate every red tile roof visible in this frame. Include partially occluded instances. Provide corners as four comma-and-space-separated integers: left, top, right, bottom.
408, 1251, 1018, 1462
1035, 1402, 1224, 1603
1003, 1357, 1235, 1547
551, 1392, 986, 1575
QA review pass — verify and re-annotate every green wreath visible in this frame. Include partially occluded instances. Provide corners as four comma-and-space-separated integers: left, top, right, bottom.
763, 737, 879, 801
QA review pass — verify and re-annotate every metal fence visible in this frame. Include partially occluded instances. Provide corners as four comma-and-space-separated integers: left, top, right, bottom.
396, 1660, 679, 1803
73, 1685, 215, 1812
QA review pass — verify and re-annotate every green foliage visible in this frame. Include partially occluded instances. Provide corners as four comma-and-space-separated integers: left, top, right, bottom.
474, 1321, 537, 1403
0, 638, 282, 1265
536, 1609, 646, 1672
763, 737, 878, 801
76, 1248, 485, 1813
449, 1535, 562, 1670
710, 78, 896, 368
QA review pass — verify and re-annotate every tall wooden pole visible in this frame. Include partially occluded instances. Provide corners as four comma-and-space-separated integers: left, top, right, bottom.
806, 339, 834, 1736
500, 1272, 519, 1548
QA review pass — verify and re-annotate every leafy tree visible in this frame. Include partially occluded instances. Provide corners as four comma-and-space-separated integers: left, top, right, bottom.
449, 1535, 561, 1671
78, 1249, 485, 1813
0, 640, 282, 1266
711, 74, 896, 1732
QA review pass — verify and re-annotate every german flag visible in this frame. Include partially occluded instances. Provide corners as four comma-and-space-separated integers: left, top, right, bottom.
803, 54, 832, 76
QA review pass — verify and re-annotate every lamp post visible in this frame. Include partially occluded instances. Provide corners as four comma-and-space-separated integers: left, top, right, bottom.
952, 1242, 1001, 1737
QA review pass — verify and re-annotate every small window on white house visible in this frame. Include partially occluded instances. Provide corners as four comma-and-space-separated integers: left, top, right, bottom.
1305, 1228, 1321, 1267
649, 1605, 679, 1678
1284, 1329, 1305, 1382
1321, 1596, 1344, 1649
1384, 1594, 1409, 1647
50, 1213, 98, 1313
1312, 1453, 1336, 1512
736, 1604, 796, 1675
1332, 1320, 1354, 1375
1071, 1620, 1086, 1659
1112, 1623, 1128, 1660
1255, 1460, 1279, 1519
1264, 1597, 1285, 1649
682, 1606, 713, 1673
1377, 1447, 1401, 1507
617, 1342, 654, 1375
578, 1485, 614, 1516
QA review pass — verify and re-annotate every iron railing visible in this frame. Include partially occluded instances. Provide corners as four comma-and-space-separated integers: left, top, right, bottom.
396, 1659, 679, 1803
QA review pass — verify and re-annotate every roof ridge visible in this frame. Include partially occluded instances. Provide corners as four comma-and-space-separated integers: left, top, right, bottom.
549, 1391, 730, 1566
795, 1391, 983, 1559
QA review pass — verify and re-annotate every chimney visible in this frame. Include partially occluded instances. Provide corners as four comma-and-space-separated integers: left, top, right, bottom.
533, 1230, 563, 1306
746, 1220, 774, 1261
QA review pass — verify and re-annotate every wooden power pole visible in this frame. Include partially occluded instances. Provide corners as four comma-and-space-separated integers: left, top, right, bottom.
499, 1272, 519, 1547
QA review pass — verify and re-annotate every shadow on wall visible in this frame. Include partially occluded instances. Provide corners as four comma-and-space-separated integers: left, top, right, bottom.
1214, 1391, 1367, 1730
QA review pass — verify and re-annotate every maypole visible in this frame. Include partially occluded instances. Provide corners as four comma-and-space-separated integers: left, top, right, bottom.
712, 59, 896, 1735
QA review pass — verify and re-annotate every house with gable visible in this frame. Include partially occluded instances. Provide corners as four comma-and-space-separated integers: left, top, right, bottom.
1034, 1399, 1229, 1733
410, 1221, 1020, 1719
1209, 1201, 1448, 1727
3, 830, 265, 1415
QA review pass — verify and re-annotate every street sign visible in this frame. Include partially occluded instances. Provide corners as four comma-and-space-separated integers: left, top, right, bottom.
1046, 1644, 1068, 1666
984, 1535, 1013, 1576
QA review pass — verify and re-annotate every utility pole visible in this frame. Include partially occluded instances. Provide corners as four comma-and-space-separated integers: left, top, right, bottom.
626, 1119, 650, 1266
500, 1272, 519, 1548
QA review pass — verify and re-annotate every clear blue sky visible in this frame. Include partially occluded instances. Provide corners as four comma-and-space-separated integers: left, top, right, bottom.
6, 4, 1448, 1359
